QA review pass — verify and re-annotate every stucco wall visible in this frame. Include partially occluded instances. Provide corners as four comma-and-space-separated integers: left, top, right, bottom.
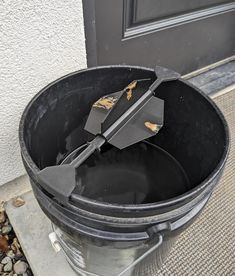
0, 0, 87, 186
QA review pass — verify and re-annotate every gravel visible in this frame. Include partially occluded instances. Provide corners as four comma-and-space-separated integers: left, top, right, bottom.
14, 261, 28, 274
0, 202, 33, 275
3, 260, 12, 272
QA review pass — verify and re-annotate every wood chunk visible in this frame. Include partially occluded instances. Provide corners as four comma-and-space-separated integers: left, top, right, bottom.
126, 80, 137, 100
93, 96, 118, 110
144, 121, 160, 133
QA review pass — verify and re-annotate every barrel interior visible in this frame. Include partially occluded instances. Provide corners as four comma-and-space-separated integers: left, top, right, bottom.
22, 67, 227, 203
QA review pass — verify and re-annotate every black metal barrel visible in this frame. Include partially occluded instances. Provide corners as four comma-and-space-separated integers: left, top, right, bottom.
19, 66, 229, 276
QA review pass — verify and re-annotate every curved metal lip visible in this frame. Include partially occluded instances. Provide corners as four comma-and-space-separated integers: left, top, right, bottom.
19, 65, 230, 213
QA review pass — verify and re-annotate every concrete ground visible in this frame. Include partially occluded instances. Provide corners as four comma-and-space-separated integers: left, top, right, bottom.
0, 175, 31, 203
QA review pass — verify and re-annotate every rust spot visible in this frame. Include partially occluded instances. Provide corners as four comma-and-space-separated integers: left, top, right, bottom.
93, 96, 118, 110
126, 81, 137, 100
144, 121, 160, 133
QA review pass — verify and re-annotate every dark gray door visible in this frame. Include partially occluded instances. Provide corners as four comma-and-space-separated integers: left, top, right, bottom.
83, 0, 235, 74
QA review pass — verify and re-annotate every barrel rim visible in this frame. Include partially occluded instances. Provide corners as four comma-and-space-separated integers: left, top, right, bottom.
19, 65, 230, 213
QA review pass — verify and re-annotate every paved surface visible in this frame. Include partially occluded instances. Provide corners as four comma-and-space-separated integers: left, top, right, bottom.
4, 89, 235, 276
0, 174, 31, 202
5, 191, 77, 276
0, 175, 32, 201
